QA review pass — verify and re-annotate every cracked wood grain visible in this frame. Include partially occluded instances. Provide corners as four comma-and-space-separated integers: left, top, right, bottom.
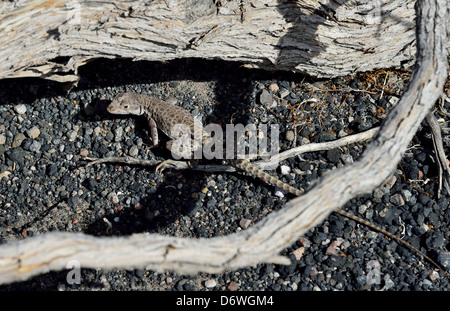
1, 0, 449, 83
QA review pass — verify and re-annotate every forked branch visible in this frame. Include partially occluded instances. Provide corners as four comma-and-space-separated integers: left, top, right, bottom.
0, 0, 447, 284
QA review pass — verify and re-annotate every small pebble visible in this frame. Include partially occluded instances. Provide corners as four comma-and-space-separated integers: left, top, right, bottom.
389, 96, 400, 105
338, 130, 348, 138
135, 269, 145, 278
383, 274, 395, 290
204, 279, 217, 288
227, 281, 239, 291
422, 279, 432, 287
401, 189, 412, 202
29, 140, 41, 152
207, 180, 216, 187
299, 236, 311, 248
14, 104, 27, 114
292, 247, 305, 260
428, 270, 439, 281
129, 145, 139, 157
325, 238, 344, 256
280, 165, 291, 175
26, 126, 40, 139
285, 130, 295, 142
114, 126, 124, 142
47, 164, 58, 176
390, 193, 405, 206
93, 126, 102, 136
268, 83, 279, 93
0, 134, 5, 145
67, 130, 78, 142
279, 89, 290, 99
259, 89, 275, 108
79, 149, 89, 157
274, 189, 285, 198
358, 204, 368, 215
105, 131, 114, 141
341, 153, 354, 164
12, 133, 26, 148
239, 218, 252, 229
383, 175, 397, 189
310, 267, 319, 277
108, 192, 120, 204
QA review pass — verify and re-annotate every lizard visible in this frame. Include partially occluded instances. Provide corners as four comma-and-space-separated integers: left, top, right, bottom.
106, 92, 445, 273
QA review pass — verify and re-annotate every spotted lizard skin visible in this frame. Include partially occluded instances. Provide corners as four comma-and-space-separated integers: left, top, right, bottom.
107, 92, 301, 196
107, 92, 444, 272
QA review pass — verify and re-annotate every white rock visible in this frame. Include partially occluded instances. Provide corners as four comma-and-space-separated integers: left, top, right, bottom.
428, 270, 440, 281
280, 165, 291, 175
274, 189, 285, 198
389, 96, 400, 105
14, 104, 27, 114
401, 189, 412, 202
358, 204, 368, 215
205, 279, 217, 288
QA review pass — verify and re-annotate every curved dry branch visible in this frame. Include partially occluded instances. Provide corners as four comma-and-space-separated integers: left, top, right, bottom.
0, 0, 447, 285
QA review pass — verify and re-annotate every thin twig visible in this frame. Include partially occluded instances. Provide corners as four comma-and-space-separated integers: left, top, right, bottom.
425, 112, 450, 197
83, 127, 380, 173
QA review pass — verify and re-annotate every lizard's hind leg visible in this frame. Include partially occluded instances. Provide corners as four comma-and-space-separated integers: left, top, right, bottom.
155, 139, 202, 174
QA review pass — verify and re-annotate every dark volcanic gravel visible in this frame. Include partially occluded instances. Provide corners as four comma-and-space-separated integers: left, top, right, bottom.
0, 59, 449, 291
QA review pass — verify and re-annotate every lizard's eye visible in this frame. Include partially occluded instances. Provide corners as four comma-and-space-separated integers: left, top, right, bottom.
124, 105, 129, 109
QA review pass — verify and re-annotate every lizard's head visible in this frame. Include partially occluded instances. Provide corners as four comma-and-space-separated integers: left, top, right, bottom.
107, 93, 144, 116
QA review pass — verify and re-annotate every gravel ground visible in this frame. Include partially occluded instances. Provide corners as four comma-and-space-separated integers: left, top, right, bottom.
0, 59, 449, 291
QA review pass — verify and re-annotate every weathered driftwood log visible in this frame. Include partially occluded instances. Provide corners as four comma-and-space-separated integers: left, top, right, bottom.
1, 0, 449, 84
0, 0, 447, 285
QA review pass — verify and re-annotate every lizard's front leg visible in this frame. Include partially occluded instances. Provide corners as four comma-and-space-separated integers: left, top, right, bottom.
148, 117, 160, 148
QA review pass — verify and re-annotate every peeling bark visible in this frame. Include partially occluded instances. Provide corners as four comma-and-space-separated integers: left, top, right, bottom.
1, 0, 449, 83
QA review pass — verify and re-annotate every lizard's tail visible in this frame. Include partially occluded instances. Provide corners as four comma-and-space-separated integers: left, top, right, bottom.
231, 159, 447, 274
231, 159, 302, 196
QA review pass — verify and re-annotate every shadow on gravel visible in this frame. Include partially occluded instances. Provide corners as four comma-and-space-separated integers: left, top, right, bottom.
0, 1, 344, 289
73, 58, 305, 236
0, 270, 71, 290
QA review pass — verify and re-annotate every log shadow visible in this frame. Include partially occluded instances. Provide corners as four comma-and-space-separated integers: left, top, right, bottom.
74, 59, 275, 236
